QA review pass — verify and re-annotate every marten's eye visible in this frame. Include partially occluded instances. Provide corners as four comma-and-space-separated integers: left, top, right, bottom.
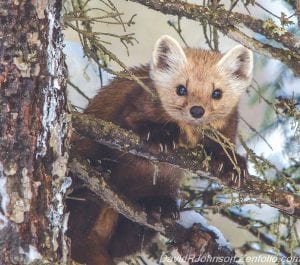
212, 89, 222, 100
176, 85, 187, 96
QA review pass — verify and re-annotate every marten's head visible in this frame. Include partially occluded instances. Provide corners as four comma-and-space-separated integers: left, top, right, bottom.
150, 35, 253, 129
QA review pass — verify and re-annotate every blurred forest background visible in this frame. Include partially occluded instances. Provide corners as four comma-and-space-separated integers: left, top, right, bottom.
63, 0, 300, 264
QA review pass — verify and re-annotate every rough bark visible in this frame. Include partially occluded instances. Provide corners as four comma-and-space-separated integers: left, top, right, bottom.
0, 0, 69, 264
72, 113, 300, 218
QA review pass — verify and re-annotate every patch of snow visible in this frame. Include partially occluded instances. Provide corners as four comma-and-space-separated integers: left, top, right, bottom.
247, 242, 262, 251
238, 119, 300, 176
0, 162, 9, 229
60, 177, 72, 193
36, 5, 70, 257
178, 211, 229, 248
19, 245, 42, 264
62, 212, 70, 263
279, 70, 300, 98
255, 58, 283, 86
229, 204, 279, 224
36, 79, 63, 157
47, 11, 57, 76
36, 8, 65, 157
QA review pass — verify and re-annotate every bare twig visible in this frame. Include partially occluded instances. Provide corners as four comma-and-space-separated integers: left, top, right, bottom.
65, 0, 157, 97
239, 115, 273, 151
167, 17, 189, 47
221, 209, 294, 258
67, 80, 90, 102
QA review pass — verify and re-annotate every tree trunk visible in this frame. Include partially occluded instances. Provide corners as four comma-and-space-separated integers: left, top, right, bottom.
0, 0, 69, 264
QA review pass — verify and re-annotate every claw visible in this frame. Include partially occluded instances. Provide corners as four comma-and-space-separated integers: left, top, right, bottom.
164, 144, 168, 153
231, 173, 234, 182
218, 163, 224, 172
159, 144, 164, 152
151, 211, 162, 221
243, 169, 247, 180
162, 209, 180, 220
157, 206, 162, 213
146, 131, 150, 141
172, 141, 176, 150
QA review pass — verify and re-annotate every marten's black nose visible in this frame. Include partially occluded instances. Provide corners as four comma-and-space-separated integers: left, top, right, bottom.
190, 106, 205, 118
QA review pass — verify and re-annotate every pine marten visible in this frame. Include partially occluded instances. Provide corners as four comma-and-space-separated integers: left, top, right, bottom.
67, 35, 253, 265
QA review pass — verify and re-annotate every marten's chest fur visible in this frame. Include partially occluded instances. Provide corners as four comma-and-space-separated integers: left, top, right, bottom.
85, 65, 238, 151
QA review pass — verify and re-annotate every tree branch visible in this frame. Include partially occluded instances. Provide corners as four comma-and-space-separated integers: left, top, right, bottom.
227, 11, 299, 54
220, 209, 293, 258
71, 113, 300, 218
68, 157, 238, 264
223, 25, 300, 76
127, 0, 300, 76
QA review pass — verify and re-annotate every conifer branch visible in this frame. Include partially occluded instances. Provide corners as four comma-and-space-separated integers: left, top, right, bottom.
71, 113, 300, 218
127, 0, 300, 76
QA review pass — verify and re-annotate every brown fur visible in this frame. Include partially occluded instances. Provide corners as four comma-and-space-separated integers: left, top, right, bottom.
67, 37, 252, 265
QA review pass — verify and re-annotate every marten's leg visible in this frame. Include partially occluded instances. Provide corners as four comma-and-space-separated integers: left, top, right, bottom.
71, 138, 183, 260
109, 197, 179, 258
109, 155, 182, 199
108, 157, 183, 258
109, 215, 156, 258
67, 189, 118, 265
84, 207, 119, 265
84, 247, 115, 265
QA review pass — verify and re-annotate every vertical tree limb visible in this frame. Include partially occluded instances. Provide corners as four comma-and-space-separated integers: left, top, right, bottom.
0, 0, 69, 263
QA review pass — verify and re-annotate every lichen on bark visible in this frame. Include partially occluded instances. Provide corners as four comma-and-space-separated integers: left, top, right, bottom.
0, 0, 70, 263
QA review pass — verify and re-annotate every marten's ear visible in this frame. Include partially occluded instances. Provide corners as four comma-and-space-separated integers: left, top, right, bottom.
217, 45, 253, 94
150, 35, 187, 81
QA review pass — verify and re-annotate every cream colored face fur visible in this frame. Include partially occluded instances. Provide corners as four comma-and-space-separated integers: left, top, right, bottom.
150, 35, 253, 127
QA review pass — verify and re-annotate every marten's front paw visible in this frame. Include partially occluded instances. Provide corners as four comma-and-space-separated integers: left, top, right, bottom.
142, 123, 180, 152
216, 154, 249, 187
139, 196, 180, 221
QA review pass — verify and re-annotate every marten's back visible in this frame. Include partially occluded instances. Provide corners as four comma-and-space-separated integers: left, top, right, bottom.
84, 65, 171, 132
